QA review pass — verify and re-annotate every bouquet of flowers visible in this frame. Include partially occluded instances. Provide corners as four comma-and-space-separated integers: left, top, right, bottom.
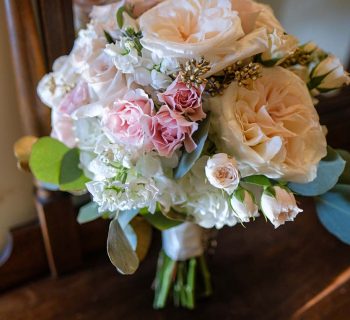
20, 0, 350, 309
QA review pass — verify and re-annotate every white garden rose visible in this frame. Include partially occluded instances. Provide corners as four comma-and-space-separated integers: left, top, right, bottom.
139, 0, 271, 75
82, 52, 118, 99
205, 153, 240, 194
230, 189, 258, 222
261, 186, 302, 228
311, 55, 350, 91
209, 66, 327, 183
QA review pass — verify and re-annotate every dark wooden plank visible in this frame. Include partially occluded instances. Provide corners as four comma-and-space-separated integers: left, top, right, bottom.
3, 0, 51, 135
1, 199, 350, 319
0, 222, 49, 292
37, 0, 75, 68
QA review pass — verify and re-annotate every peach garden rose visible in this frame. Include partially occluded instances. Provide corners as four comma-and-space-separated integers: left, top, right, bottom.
209, 67, 328, 183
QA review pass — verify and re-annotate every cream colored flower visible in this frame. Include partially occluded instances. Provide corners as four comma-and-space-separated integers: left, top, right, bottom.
205, 153, 240, 194
230, 189, 258, 222
261, 29, 298, 63
139, 0, 273, 75
261, 186, 302, 228
209, 67, 327, 183
311, 55, 350, 91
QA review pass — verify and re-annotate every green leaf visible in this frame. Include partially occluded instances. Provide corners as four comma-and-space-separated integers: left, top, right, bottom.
103, 30, 114, 44
233, 187, 246, 203
264, 186, 276, 198
337, 149, 350, 184
107, 219, 139, 275
243, 175, 272, 187
289, 146, 346, 196
315, 184, 350, 245
29, 137, 69, 185
59, 148, 90, 191
77, 202, 100, 224
143, 211, 182, 231
116, 6, 125, 29
174, 114, 211, 180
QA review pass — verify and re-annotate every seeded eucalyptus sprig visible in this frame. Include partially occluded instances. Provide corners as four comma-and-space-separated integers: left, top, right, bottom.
280, 47, 314, 68
205, 61, 262, 97
178, 57, 211, 88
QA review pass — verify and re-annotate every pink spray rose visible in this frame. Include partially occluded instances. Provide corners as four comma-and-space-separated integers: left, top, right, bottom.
158, 77, 206, 122
149, 105, 198, 158
52, 82, 90, 147
102, 89, 154, 150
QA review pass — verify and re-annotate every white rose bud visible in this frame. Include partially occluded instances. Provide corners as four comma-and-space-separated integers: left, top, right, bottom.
261, 186, 303, 228
230, 189, 259, 223
311, 55, 350, 91
205, 153, 240, 194
261, 29, 298, 65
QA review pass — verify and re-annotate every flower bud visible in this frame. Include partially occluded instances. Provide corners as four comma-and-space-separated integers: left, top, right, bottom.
261, 186, 302, 228
310, 55, 350, 91
230, 189, 258, 223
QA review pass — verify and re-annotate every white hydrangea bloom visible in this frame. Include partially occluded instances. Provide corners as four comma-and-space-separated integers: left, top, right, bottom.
179, 157, 238, 229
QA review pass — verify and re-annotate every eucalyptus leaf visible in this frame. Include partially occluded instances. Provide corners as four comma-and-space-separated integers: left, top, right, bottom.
107, 219, 139, 275
289, 146, 346, 196
124, 224, 137, 251
29, 137, 69, 185
174, 114, 211, 180
77, 202, 100, 224
143, 210, 182, 231
337, 149, 350, 184
59, 148, 90, 191
315, 184, 350, 245
118, 209, 139, 229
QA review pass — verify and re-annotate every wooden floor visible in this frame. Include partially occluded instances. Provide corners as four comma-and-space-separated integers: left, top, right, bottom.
0, 198, 350, 320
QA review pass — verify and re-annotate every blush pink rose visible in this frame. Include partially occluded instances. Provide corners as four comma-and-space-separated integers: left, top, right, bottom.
57, 82, 90, 115
149, 105, 198, 158
102, 89, 154, 149
158, 77, 206, 122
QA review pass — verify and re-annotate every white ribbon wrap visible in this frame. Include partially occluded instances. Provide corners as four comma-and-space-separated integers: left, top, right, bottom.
162, 222, 204, 261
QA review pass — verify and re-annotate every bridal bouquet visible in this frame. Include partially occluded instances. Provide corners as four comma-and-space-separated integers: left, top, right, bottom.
23, 0, 350, 309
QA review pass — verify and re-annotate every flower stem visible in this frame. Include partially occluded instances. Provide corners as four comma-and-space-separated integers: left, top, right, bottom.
198, 254, 213, 297
153, 251, 176, 309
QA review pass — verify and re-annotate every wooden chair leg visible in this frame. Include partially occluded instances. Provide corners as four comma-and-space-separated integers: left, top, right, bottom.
35, 187, 82, 277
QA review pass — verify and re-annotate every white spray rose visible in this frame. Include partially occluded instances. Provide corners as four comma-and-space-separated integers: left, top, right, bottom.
205, 153, 240, 194
230, 189, 258, 222
261, 186, 302, 228
310, 55, 350, 91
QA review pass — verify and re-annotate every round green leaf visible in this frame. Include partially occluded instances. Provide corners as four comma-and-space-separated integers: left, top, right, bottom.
288, 147, 346, 196
316, 184, 350, 245
59, 148, 90, 191
29, 137, 69, 185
